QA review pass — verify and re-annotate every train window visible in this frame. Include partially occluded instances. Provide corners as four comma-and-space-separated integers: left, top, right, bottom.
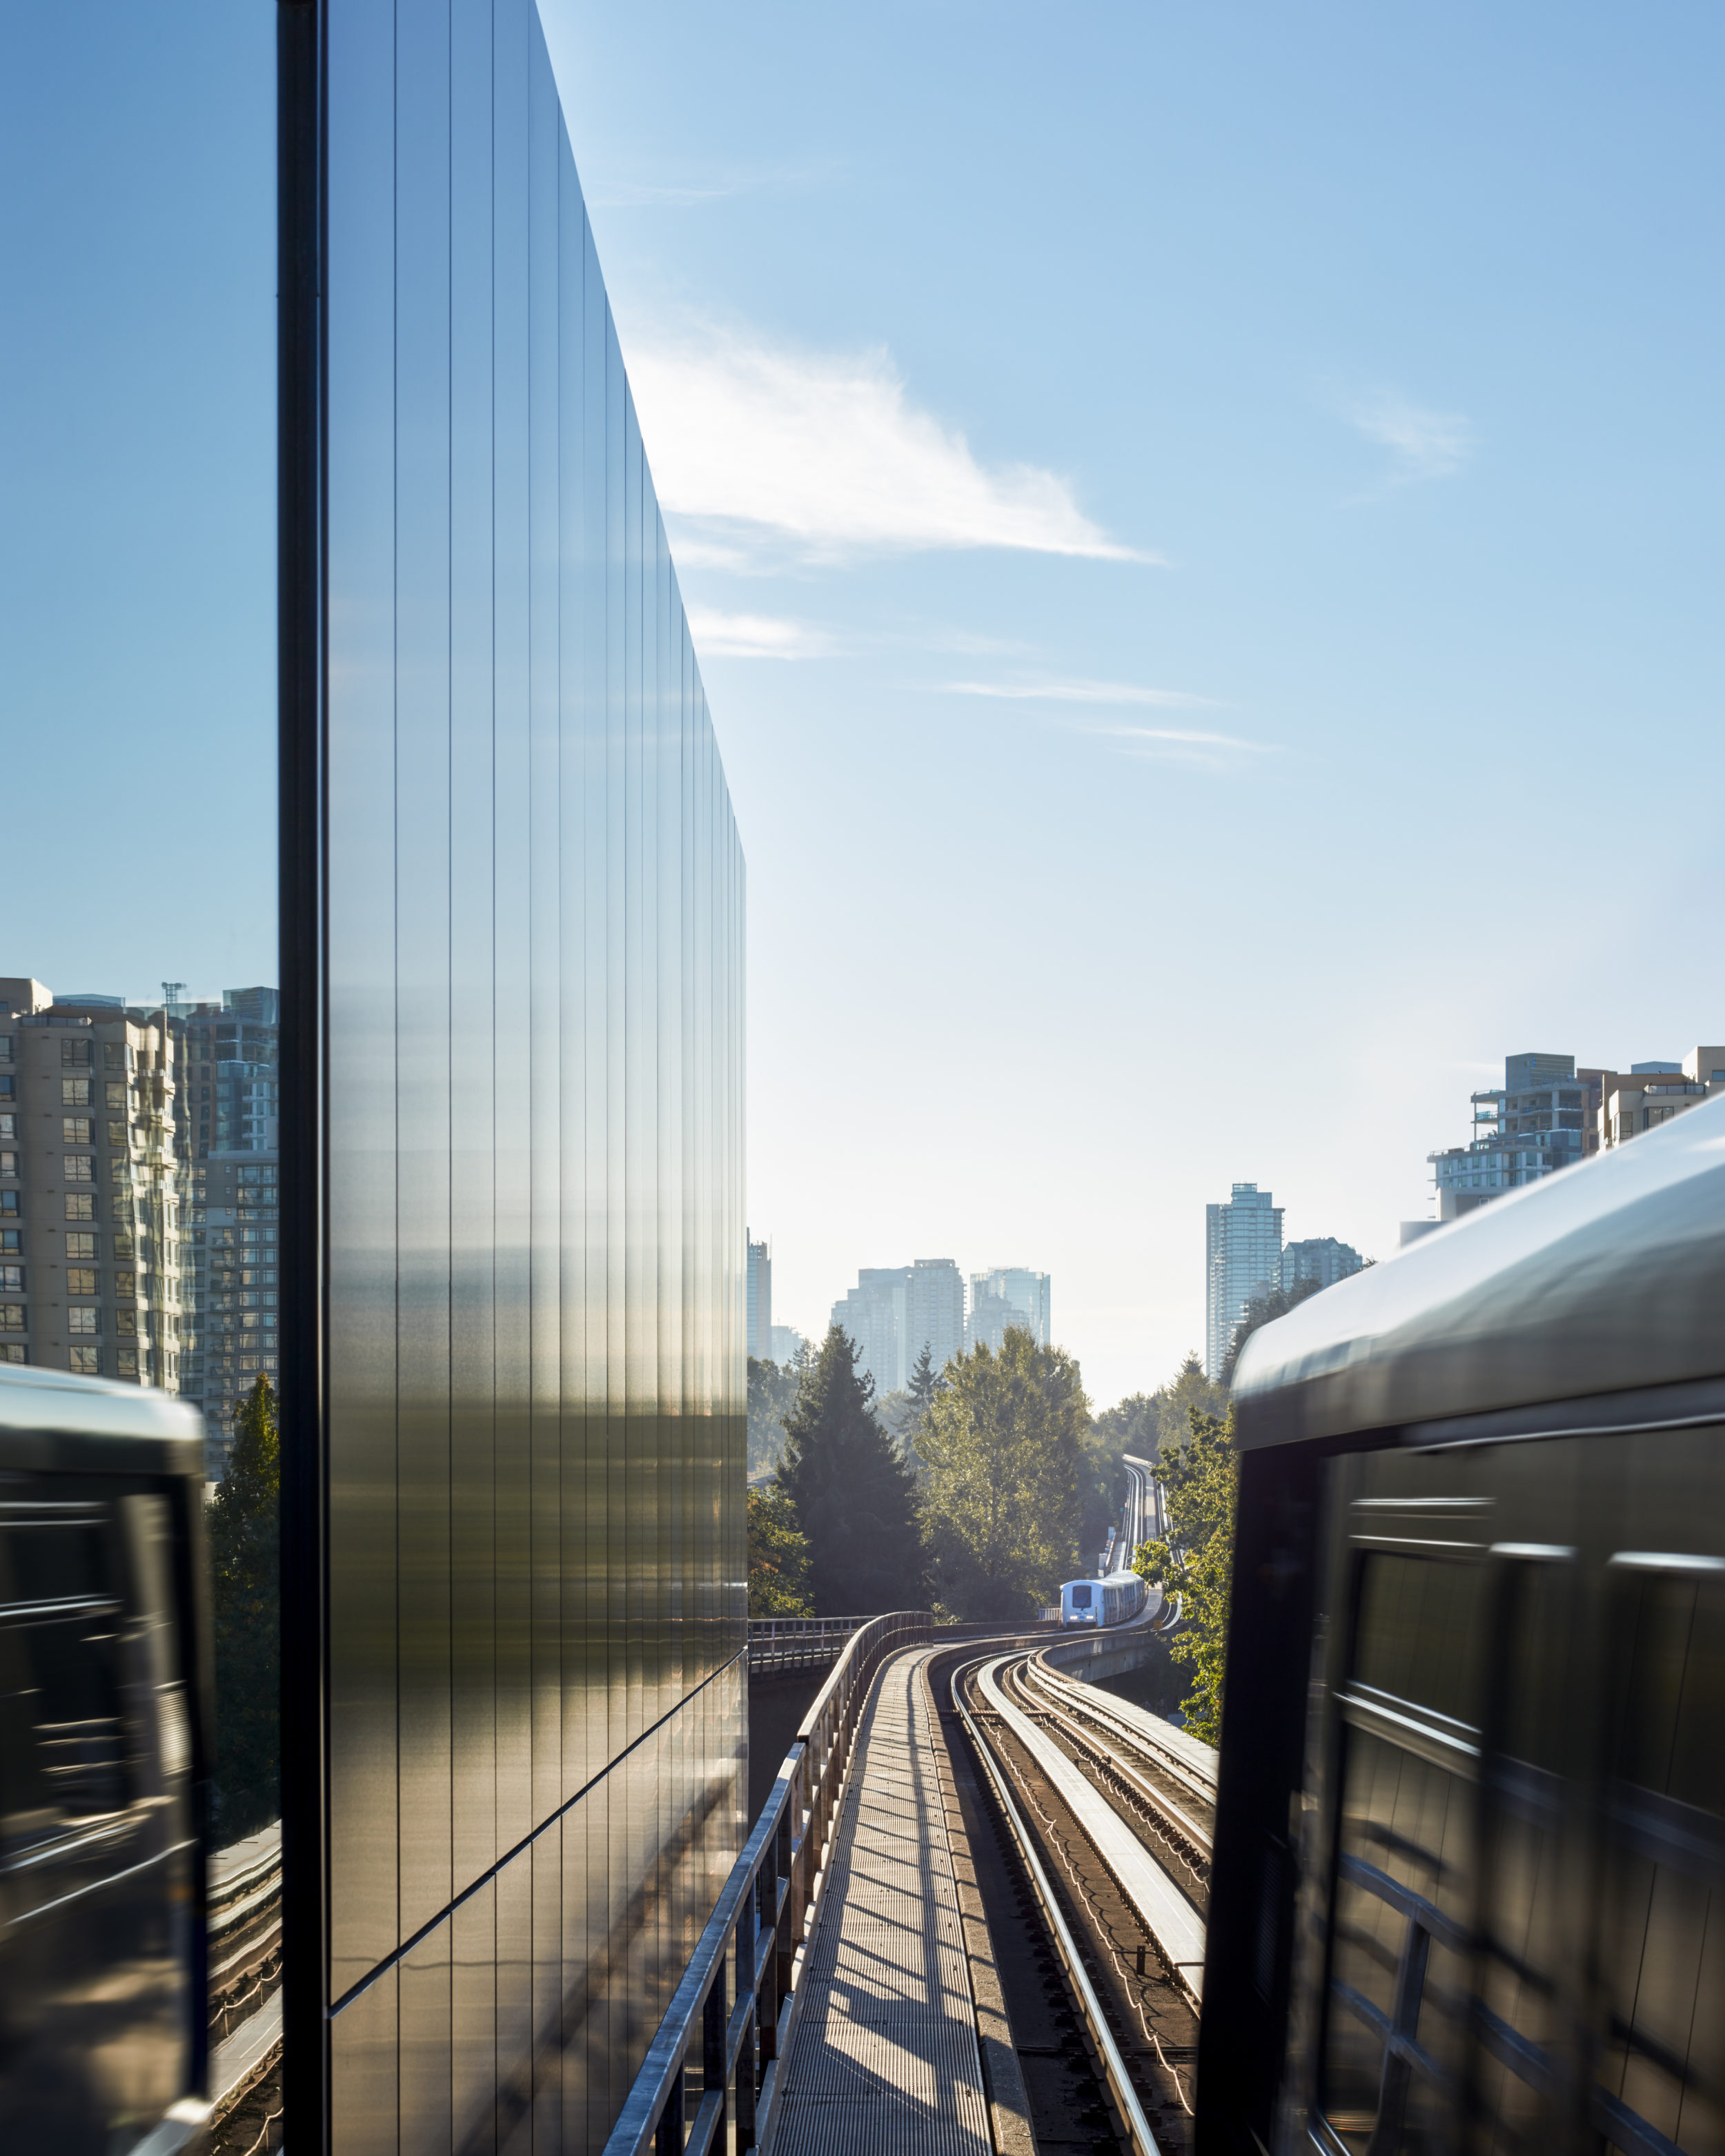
0, 1503, 130, 1849
1595, 1558, 1725, 2156
1072, 1584, 1092, 1608
1475, 1552, 1578, 2156
1321, 1554, 1483, 2156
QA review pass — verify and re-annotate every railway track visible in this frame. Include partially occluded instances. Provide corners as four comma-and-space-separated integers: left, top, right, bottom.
937, 1637, 1212, 2156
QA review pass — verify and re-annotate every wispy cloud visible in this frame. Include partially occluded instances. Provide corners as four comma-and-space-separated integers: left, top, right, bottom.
1086, 722, 1271, 772
938, 676, 1269, 771
585, 161, 840, 210
685, 606, 842, 660
627, 323, 1150, 565
1349, 393, 1473, 485
942, 678, 1212, 709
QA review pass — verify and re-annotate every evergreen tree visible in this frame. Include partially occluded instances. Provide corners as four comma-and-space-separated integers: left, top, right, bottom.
206, 1374, 280, 1839
778, 1326, 927, 1616
907, 1342, 941, 1418
747, 1483, 815, 1616
918, 1327, 1089, 1621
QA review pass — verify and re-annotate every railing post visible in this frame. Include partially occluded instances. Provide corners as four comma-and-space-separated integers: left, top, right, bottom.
704, 1957, 727, 2146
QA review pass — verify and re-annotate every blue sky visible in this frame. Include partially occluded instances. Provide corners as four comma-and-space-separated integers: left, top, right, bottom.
544, 0, 1724, 1398
4, 4, 1720, 1405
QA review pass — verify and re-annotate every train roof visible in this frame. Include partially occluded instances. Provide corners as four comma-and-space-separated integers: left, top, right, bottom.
1233, 1091, 1725, 1451
0, 1363, 205, 1475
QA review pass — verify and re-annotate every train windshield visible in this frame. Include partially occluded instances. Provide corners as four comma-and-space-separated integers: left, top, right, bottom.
1070, 1584, 1092, 1608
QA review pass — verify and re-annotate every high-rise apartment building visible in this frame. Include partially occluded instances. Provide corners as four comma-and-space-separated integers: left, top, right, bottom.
1599, 1049, 1725, 1151
966, 1265, 1052, 1354
1428, 1051, 1604, 1220
907, 1257, 967, 1375
1206, 1183, 1284, 1376
0, 978, 190, 1392
768, 1324, 807, 1364
747, 1232, 772, 1360
831, 1265, 910, 1397
180, 989, 282, 1444
1281, 1237, 1365, 1294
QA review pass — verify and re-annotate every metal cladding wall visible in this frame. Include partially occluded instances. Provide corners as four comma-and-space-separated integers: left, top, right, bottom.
279, 1, 748, 2146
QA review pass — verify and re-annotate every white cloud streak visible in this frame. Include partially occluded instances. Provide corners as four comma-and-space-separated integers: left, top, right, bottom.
1087, 722, 1271, 772
943, 678, 1212, 709
685, 607, 842, 660
1350, 393, 1474, 484
627, 325, 1148, 564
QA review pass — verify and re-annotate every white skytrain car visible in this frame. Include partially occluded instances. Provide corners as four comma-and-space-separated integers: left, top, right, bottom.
1058, 1567, 1148, 1629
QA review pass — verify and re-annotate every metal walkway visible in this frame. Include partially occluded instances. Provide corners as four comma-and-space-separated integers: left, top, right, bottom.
769, 1647, 993, 2156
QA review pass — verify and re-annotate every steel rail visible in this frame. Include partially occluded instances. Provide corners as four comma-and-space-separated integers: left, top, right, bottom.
1003, 1664, 1214, 1881
602, 1610, 932, 2156
1020, 1665, 1217, 1841
976, 1653, 1208, 2005
952, 1653, 1163, 2156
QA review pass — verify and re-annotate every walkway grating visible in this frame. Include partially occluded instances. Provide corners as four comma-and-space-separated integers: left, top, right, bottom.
770, 1648, 993, 2156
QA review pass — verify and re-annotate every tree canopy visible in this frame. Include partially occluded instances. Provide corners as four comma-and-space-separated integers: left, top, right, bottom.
747, 1483, 814, 1616
1132, 1402, 1238, 1743
777, 1325, 927, 1616
206, 1374, 280, 1839
918, 1326, 1090, 1621
747, 1352, 802, 1479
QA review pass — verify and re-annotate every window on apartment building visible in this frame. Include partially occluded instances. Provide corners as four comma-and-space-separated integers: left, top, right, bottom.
0, 1232, 17, 1255
1, 1194, 19, 1216
0, 1268, 20, 1293
0, 1154, 14, 1178
115, 1269, 136, 1298
0, 1345, 23, 1365
64, 1194, 94, 1222
106, 1082, 126, 1109
63, 1117, 92, 1144
113, 1230, 133, 1259
0, 1305, 23, 1331
61, 1078, 91, 1107
67, 1307, 98, 1335
63, 1156, 95, 1184
66, 1268, 97, 1295
66, 1234, 97, 1260
0, 1077, 14, 1099
0, 1116, 12, 1139
116, 1349, 137, 1378
60, 1038, 91, 1067
116, 1312, 137, 1337
68, 1346, 99, 1376
107, 1122, 126, 1149
0, 1036, 12, 1058
102, 1044, 126, 1071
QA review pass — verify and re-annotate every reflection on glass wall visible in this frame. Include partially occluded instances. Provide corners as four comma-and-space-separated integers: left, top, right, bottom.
1, 0, 279, 2147
308, 0, 748, 2146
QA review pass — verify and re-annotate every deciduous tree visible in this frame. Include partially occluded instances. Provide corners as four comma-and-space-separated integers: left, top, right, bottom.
918, 1327, 1089, 1621
1132, 1403, 1238, 1743
747, 1483, 814, 1616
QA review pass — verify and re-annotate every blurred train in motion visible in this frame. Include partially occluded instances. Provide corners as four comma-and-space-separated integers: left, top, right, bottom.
0, 1366, 211, 2154
1201, 1094, 1725, 2156
1061, 1567, 1150, 1628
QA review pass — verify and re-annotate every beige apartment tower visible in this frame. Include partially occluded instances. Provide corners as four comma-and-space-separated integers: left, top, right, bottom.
0, 976, 188, 1389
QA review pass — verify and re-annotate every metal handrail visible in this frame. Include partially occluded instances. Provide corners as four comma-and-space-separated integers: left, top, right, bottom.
745, 1615, 869, 1672
602, 1609, 932, 2156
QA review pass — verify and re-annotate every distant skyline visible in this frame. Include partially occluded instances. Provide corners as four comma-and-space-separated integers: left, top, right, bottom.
6, 3, 1722, 1405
